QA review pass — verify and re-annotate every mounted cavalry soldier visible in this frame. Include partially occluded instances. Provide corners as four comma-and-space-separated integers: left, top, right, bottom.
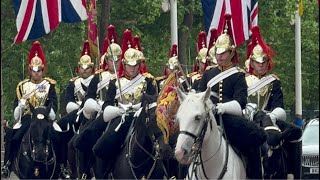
91, 29, 158, 172
244, 26, 302, 179
75, 24, 122, 153
55, 40, 95, 178
1, 41, 58, 178
197, 14, 267, 179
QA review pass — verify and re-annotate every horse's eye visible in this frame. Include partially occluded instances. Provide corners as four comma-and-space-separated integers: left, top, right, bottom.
195, 115, 201, 121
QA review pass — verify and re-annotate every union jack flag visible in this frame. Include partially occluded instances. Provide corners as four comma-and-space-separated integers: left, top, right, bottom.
201, 0, 258, 47
13, 0, 87, 44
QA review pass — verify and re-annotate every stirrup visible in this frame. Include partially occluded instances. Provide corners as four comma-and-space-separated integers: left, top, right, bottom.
81, 173, 87, 180
1, 165, 11, 178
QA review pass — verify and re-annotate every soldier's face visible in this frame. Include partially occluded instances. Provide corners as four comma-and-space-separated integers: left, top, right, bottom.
31, 69, 43, 82
124, 64, 140, 78
78, 66, 93, 79
216, 51, 232, 66
251, 60, 268, 75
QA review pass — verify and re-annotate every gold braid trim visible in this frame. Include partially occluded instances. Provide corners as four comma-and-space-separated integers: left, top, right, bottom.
16, 79, 29, 100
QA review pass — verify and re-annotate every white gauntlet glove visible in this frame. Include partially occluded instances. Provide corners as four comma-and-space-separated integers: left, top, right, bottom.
66, 102, 80, 114
14, 99, 27, 120
83, 98, 102, 119
216, 100, 243, 117
266, 107, 287, 125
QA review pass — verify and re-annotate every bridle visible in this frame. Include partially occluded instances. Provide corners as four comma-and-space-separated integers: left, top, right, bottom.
178, 107, 229, 180
126, 102, 168, 179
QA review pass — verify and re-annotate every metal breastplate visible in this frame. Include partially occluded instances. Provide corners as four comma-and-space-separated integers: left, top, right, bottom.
116, 77, 147, 104
246, 75, 273, 110
21, 80, 51, 113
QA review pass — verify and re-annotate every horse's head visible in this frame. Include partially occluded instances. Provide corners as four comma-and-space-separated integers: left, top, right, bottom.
254, 111, 290, 179
134, 94, 173, 160
174, 87, 213, 165
29, 104, 54, 162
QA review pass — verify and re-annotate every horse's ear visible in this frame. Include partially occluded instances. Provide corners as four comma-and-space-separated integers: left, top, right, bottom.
203, 87, 211, 102
175, 86, 186, 103
46, 103, 53, 115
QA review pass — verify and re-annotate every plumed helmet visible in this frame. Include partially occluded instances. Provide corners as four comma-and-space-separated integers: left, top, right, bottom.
215, 14, 235, 54
79, 40, 94, 69
122, 30, 140, 66
105, 25, 121, 61
196, 31, 208, 64
194, 31, 208, 72
100, 25, 122, 70
247, 26, 275, 73
167, 44, 179, 70
133, 35, 147, 73
215, 14, 239, 64
207, 28, 218, 65
28, 41, 46, 73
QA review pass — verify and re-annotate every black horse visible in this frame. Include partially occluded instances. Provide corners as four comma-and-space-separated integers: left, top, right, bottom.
253, 111, 301, 179
12, 105, 59, 179
95, 94, 173, 179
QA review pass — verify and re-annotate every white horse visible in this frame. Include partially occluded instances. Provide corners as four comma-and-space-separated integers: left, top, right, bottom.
174, 87, 246, 179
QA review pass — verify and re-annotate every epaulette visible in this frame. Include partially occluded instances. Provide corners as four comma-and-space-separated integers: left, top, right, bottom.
17, 79, 29, 87
44, 77, 56, 84
95, 69, 104, 74
69, 76, 80, 81
155, 76, 167, 81
143, 72, 154, 79
270, 74, 280, 80
187, 72, 197, 78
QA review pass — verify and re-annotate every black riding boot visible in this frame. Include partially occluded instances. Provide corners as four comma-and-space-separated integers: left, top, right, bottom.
1, 127, 17, 178
285, 141, 302, 179
246, 147, 264, 179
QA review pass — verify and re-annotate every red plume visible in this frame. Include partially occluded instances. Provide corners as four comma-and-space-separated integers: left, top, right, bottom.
107, 25, 118, 44
133, 35, 142, 51
81, 40, 91, 58
169, 44, 178, 57
197, 31, 207, 52
207, 28, 217, 51
118, 29, 133, 77
28, 41, 46, 74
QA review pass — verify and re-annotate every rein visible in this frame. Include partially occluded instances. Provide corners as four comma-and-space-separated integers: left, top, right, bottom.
180, 109, 229, 179
126, 104, 168, 179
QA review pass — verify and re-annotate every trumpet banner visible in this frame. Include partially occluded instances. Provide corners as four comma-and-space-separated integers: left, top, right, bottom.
156, 72, 180, 144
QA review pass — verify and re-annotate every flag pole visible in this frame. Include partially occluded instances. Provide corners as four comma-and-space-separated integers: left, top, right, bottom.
295, 7, 302, 128
170, 0, 178, 46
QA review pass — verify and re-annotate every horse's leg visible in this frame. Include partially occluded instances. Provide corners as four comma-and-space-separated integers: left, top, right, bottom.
93, 157, 112, 179
68, 135, 78, 179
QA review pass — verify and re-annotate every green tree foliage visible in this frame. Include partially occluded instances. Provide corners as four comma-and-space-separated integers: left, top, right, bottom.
1, 0, 318, 124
